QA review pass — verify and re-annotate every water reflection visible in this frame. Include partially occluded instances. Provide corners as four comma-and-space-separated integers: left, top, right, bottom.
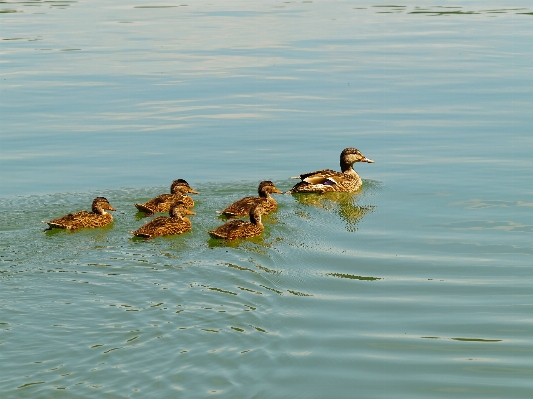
207, 232, 271, 251
0, 0, 78, 13
370, 4, 532, 16
326, 273, 381, 281
291, 191, 374, 232
207, 214, 281, 249
422, 336, 502, 343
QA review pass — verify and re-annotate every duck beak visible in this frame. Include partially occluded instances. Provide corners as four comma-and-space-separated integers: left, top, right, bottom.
189, 189, 200, 194
109, 206, 116, 211
362, 157, 374, 163
272, 188, 283, 194
185, 209, 196, 215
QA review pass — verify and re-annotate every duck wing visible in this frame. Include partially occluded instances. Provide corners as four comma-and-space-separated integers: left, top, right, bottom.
227, 222, 263, 240
135, 194, 178, 214
291, 169, 344, 186
209, 220, 248, 238
151, 194, 194, 210
221, 196, 263, 217
47, 210, 92, 229
133, 216, 192, 238
287, 169, 354, 193
291, 169, 339, 181
146, 194, 174, 207
132, 216, 168, 237
152, 217, 191, 236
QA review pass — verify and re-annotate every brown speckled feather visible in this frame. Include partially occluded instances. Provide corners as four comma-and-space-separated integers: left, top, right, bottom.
44, 197, 115, 230
220, 181, 282, 217
132, 216, 192, 239
135, 193, 194, 214
289, 171, 362, 194
47, 211, 113, 230
134, 180, 197, 215
288, 148, 373, 194
132, 203, 194, 239
210, 204, 264, 240
221, 196, 276, 217
293, 169, 338, 180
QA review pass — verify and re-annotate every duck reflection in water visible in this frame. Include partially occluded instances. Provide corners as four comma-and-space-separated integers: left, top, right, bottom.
291, 191, 374, 232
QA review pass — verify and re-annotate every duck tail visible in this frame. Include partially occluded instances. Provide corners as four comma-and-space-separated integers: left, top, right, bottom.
132, 232, 152, 240
134, 203, 154, 215
42, 220, 53, 230
208, 230, 224, 239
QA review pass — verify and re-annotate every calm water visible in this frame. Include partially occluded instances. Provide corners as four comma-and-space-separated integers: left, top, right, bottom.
1, 1, 532, 398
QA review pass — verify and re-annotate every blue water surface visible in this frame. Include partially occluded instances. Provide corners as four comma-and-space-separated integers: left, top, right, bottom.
1, 1, 532, 398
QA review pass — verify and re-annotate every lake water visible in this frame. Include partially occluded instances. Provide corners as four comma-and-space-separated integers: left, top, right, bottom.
1, 1, 532, 397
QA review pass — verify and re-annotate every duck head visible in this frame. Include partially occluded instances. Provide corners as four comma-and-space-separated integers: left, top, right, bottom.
258, 181, 283, 198
169, 201, 196, 218
171, 179, 199, 194
249, 204, 265, 225
340, 148, 374, 171
92, 197, 116, 215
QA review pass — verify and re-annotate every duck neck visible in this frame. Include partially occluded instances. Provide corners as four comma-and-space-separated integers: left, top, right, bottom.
259, 190, 270, 199
169, 208, 185, 218
340, 156, 354, 172
341, 162, 357, 174
93, 206, 107, 215
172, 187, 187, 195
250, 212, 263, 226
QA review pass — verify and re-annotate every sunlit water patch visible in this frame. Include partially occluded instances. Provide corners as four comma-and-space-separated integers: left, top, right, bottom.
1, 176, 532, 398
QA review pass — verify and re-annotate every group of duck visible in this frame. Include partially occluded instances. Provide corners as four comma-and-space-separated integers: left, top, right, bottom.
43, 148, 374, 240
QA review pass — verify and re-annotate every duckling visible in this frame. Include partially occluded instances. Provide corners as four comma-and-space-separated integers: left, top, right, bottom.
134, 179, 198, 215
209, 204, 264, 240
219, 181, 282, 217
43, 197, 116, 230
131, 201, 195, 240
287, 148, 374, 193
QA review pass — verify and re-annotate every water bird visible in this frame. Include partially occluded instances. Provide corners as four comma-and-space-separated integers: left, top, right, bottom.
43, 197, 116, 230
209, 204, 265, 240
218, 180, 282, 217
131, 201, 195, 240
287, 147, 374, 193
134, 179, 198, 215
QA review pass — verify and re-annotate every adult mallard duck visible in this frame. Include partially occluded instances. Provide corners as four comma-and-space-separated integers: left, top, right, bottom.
43, 197, 116, 230
219, 181, 282, 218
287, 148, 374, 194
209, 204, 264, 240
131, 201, 195, 240
135, 179, 199, 215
